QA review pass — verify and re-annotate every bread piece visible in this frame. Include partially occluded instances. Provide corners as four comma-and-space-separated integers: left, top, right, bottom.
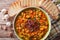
39, 0, 59, 20
8, 0, 41, 17
8, 1, 22, 17
8, 0, 59, 20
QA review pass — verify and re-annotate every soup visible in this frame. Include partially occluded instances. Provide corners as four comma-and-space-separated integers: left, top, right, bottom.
14, 7, 49, 40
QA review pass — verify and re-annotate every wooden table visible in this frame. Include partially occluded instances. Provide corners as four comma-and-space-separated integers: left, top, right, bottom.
0, 0, 19, 40
0, 0, 16, 10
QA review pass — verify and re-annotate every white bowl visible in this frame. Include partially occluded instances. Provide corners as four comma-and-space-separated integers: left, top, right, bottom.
13, 7, 51, 40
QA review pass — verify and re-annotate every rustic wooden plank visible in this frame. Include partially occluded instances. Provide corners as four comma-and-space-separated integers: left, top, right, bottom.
0, 0, 16, 10
0, 0, 17, 39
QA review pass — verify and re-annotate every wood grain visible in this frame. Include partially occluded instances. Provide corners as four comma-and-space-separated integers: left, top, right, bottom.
0, 0, 18, 39
0, 0, 16, 10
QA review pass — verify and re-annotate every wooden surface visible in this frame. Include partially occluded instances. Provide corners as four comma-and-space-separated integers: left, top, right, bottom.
0, 0, 18, 40
0, 0, 16, 24
0, 0, 16, 10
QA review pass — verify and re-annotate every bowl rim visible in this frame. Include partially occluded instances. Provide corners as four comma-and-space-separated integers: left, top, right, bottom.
13, 6, 51, 40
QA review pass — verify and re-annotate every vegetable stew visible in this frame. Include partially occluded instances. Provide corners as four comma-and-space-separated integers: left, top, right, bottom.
14, 7, 49, 40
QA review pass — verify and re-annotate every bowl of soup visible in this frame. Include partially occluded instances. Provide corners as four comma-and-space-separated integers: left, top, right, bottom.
13, 7, 51, 40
